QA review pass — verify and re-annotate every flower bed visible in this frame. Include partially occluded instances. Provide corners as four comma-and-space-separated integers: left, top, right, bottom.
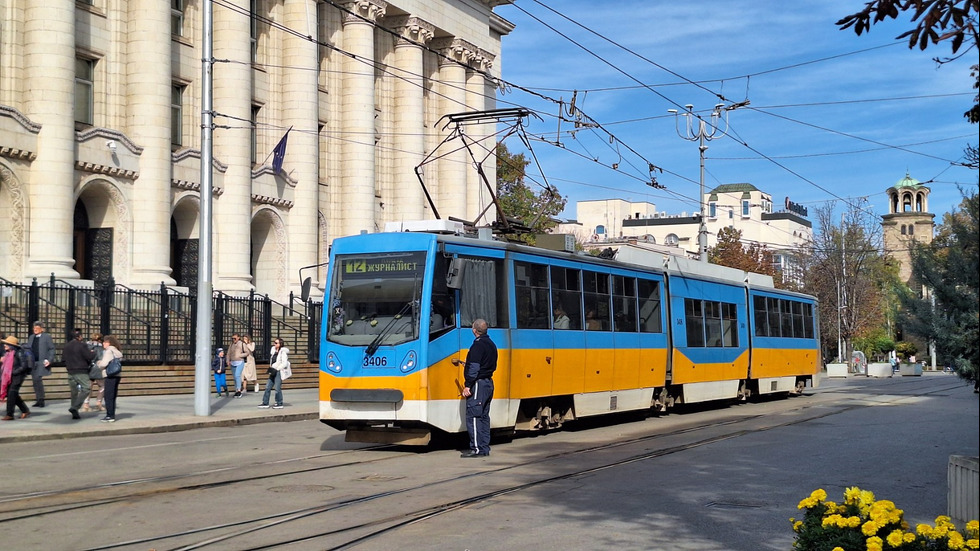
791, 487, 978, 550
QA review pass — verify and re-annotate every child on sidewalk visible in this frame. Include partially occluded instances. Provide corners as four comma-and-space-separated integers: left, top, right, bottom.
212, 348, 229, 397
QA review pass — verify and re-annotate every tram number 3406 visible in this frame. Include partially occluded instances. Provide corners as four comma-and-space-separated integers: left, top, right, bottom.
362, 355, 389, 367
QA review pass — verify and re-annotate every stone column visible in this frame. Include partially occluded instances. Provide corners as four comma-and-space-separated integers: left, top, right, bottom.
283, 0, 320, 294
432, 38, 471, 221
24, 1, 78, 279
466, 52, 494, 225
127, 0, 176, 286
212, 0, 254, 292
340, 0, 386, 235
389, 16, 433, 222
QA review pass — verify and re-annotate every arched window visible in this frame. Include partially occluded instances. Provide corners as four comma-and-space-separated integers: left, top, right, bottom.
665, 233, 679, 246
595, 224, 605, 235
909, 224, 914, 235
901, 225, 907, 235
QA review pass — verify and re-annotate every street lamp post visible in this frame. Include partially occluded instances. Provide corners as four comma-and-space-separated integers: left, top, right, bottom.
668, 104, 730, 263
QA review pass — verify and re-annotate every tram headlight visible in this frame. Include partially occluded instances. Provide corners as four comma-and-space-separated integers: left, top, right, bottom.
400, 350, 418, 373
325, 351, 342, 373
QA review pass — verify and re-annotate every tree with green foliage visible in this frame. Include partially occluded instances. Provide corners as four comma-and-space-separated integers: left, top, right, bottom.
797, 202, 899, 363
707, 226, 784, 287
495, 142, 567, 241
852, 327, 896, 361
899, 191, 978, 384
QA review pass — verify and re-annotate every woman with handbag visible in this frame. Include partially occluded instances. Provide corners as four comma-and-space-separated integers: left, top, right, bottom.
97, 335, 124, 422
257, 337, 288, 409
242, 335, 258, 393
83, 333, 105, 413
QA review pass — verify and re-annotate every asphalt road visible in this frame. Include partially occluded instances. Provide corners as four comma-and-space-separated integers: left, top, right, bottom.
1, 374, 976, 551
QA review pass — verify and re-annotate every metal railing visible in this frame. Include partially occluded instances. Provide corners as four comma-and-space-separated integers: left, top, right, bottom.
0, 276, 322, 365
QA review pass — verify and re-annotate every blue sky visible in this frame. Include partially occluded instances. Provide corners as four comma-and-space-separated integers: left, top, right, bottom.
492, 0, 978, 226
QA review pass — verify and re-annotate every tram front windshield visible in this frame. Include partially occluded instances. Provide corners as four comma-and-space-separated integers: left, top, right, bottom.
327, 251, 426, 346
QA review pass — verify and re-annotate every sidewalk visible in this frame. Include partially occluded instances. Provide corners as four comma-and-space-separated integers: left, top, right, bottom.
0, 387, 320, 444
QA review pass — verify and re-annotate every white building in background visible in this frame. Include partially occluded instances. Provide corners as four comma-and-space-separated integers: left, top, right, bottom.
564, 183, 813, 275
0, 0, 511, 301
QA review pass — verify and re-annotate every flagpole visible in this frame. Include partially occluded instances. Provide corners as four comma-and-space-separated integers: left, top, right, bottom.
195, 0, 214, 417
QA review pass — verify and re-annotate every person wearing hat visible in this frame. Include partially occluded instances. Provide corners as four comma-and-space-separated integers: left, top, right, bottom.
2, 336, 32, 420
212, 347, 230, 397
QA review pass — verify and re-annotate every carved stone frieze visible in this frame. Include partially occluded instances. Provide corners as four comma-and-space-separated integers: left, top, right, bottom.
388, 16, 434, 46
75, 161, 140, 181
341, 0, 387, 24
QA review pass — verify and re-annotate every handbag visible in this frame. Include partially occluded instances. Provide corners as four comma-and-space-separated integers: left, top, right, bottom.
281, 362, 292, 380
105, 357, 123, 377
89, 362, 104, 379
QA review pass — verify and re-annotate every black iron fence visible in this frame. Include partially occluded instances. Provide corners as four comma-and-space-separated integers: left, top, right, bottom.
0, 276, 322, 366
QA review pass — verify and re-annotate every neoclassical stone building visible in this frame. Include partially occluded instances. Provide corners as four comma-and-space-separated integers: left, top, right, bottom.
0, 0, 511, 301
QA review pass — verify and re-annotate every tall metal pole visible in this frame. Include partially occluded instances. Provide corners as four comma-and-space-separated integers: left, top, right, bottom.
668, 104, 730, 263
697, 131, 707, 262
195, 0, 215, 416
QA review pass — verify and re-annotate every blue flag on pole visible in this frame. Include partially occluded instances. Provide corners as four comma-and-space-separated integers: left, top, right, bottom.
272, 127, 291, 174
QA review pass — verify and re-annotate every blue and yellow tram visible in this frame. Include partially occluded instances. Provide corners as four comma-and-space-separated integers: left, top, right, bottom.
319, 228, 820, 444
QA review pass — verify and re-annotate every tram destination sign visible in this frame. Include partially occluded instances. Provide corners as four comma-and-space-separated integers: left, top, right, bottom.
340, 252, 425, 279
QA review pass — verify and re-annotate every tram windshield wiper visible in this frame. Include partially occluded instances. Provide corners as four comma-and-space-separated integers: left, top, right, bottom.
365, 300, 414, 356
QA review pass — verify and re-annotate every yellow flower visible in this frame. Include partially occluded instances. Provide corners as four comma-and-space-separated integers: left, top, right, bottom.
812, 488, 828, 501
918, 524, 934, 538
848, 516, 863, 528
864, 520, 881, 536
964, 538, 978, 550
833, 547, 845, 551
904, 532, 916, 543
886, 530, 904, 547
792, 520, 803, 532
948, 531, 965, 550
867, 536, 883, 551
966, 520, 979, 535
845, 487, 862, 504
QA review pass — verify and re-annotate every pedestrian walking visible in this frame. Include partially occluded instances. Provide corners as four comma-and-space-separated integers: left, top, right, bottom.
212, 348, 229, 396
97, 335, 124, 422
258, 338, 288, 409
452, 319, 497, 458
27, 321, 55, 407
83, 333, 105, 413
227, 334, 247, 398
1, 336, 31, 420
0, 332, 11, 404
242, 335, 258, 393
62, 329, 96, 420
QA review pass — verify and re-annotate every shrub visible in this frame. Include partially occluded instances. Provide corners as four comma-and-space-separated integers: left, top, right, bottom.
791, 487, 978, 550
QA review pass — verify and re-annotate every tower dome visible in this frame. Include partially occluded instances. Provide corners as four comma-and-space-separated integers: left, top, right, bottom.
894, 172, 921, 188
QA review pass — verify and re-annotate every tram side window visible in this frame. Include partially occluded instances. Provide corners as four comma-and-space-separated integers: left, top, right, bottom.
705, 301, 723, 347
551, 266, 583, 330
767, 297, 781, 337
791, 301, 804, 338
583, 270, 610, 331
685, 299, 706, 347
612, 275, 637, 332
458, 256, 508, 329
515, 261, 550, 329
780, 299, 794, 338
803, 303, 814, 339
430, 254, 455, 339
637, 279, 663, 333
753, 296, 768, 337
722, 302, 739, 347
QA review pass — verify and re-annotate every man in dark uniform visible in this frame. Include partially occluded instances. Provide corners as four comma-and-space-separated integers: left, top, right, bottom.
452, 319, 497, 458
